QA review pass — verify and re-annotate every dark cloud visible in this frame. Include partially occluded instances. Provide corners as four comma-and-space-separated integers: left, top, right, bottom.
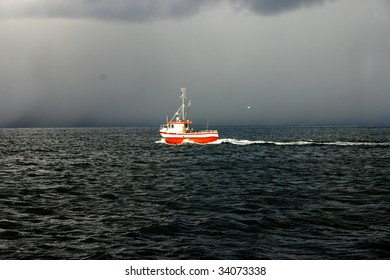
1, 0, 212, 21
2, 0, 336, 20
231, 0, 335, 15
2, 0, 389, 127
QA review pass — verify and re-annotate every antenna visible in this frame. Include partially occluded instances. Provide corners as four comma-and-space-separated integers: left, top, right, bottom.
180, 87, 186, 120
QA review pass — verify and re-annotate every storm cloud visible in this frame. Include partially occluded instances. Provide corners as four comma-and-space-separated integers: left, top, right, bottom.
1, 0, 390, 127
231, 0, 335, 15
1, 0, 335, 20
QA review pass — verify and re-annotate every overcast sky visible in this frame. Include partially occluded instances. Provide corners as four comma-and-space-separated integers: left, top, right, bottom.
1, 0, 389, 127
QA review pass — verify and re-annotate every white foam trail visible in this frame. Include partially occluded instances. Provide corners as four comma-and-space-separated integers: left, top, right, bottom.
156, 138, 390, 146
215, 139, 314, 145
212, 138, 267, 145
273, 141, 315, 146
323, 141, 390, 146
211, 139, 390, 146
155, 139, 167, 144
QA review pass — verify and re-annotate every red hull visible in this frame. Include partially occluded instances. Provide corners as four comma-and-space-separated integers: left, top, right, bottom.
162, 136, 218, 144
161, 133, 218, 144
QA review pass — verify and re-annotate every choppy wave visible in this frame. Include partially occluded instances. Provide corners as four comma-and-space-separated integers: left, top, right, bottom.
2, 127, 390, 260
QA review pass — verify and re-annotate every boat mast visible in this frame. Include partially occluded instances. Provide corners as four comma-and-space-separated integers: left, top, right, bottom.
169, 87, 189, 122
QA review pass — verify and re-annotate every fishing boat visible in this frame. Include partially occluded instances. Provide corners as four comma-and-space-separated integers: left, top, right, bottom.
160, 88, 218, 144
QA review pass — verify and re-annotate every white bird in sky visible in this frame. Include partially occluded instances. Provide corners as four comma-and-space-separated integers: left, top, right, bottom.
247, 106, 251, 109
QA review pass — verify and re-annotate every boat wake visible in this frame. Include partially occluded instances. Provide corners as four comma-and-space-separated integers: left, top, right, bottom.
215, 139, 390, 146
156, 138, 390, 146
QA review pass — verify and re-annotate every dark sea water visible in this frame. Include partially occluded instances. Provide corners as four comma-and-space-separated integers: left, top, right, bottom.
0, 126, 389, 259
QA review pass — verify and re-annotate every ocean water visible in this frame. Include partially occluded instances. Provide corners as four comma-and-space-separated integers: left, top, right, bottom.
0, 126, 389, 259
